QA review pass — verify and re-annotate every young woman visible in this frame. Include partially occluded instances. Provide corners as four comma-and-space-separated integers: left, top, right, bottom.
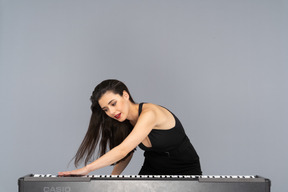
59, 79, 201, 176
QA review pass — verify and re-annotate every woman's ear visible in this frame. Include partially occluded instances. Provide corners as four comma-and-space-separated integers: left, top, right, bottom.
123, 90, 130, 100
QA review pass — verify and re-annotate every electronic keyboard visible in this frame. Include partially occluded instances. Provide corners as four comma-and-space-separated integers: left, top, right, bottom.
18, 174, 271, 192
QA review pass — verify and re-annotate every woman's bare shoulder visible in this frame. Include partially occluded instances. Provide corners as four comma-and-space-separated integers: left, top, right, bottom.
141, 103, 173, 129
141, 103, 163, 113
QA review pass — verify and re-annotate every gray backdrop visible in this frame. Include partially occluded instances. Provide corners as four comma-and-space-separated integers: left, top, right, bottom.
1, 0, 287, 191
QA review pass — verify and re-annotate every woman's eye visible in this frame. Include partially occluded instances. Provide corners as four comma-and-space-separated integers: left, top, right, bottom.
112, 102, 117, 106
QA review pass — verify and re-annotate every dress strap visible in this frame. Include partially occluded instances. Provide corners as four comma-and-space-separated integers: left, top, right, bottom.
138, 102, 144, 116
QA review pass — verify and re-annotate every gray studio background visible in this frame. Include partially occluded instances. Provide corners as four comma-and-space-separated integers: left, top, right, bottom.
1, 0, 287, 191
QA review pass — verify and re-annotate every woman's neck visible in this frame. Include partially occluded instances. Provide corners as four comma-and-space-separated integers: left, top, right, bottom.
127, 103, 139, 126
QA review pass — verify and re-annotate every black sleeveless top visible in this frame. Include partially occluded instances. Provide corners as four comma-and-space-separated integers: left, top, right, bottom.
138, 103, 188, 152
137, 103, 202, 175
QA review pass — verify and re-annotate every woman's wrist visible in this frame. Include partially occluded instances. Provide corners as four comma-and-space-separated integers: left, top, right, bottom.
85, 164, 93, 173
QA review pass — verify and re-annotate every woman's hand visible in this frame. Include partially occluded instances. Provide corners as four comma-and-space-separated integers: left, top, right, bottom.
58, 166, 90, 176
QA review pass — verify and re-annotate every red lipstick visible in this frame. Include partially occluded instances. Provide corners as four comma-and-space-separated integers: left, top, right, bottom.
114, 113, 121, 119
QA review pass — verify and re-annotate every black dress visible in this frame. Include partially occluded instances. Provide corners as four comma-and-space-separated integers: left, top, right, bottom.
137, 103, 202, 175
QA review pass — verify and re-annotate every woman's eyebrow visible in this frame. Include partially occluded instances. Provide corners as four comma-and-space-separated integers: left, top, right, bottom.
108, 99, 115, 105
101, 99, 115, 110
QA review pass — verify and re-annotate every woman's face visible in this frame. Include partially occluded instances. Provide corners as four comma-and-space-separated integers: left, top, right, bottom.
98, 91, 130, 122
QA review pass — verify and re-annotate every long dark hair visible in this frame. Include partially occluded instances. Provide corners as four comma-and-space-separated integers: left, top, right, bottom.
74, 79, 136, 167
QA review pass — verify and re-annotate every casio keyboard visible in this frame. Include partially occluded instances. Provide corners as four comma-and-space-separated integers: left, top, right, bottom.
18, 174, 271, 192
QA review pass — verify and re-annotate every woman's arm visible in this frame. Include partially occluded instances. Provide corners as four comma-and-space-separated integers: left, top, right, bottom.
111, 152, 133, 175
59, 109, 156, 176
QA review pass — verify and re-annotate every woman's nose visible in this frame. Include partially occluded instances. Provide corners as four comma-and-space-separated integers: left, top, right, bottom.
109, 107, 116, 115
